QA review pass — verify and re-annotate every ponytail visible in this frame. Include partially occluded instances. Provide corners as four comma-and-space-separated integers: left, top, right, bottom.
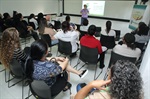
25, 56, 34, 81
106, 21, 112, 34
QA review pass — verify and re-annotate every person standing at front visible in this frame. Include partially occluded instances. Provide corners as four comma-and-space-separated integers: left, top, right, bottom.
80, 4, 89, 25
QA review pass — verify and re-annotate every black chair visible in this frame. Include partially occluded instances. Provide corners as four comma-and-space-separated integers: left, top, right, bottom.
103, 51, 136, 80
135, 42, 146, 52
26, 80, 55, 99
41, 34, 58, 51
75, 24, 81, 31
6, 58, 26, 99
74, 45, 103, 80
113, 29, 121, 41
57, 39, 72, 56
95, 27, 101, 37
79, 31, 87, 40
54, 21, 61, 30
100, 34, 116, 49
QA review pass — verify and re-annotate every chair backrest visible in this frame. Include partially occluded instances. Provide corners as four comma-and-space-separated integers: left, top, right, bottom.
41, 34, 52, 47
54, 21, 61, 30
100, 34, 115, 49
95, 27, 101, 37
108, 51, 137, 68
29, 80, 51, 99
113, 29, 121, 41
135, 42, 145, 51
75, 24, 81, 31
58, 39, 72, 55
9, 58, 25, 78
79, 31, 87, 40
80, 45, 98, 64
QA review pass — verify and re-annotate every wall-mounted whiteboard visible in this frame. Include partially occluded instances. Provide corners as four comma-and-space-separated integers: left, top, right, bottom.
64, 0, 135, 20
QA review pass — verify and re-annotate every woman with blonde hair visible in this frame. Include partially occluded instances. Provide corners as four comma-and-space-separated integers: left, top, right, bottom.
0, 27, 28, 68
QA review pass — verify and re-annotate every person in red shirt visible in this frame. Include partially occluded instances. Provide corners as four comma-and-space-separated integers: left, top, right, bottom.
80, 25, 106, 68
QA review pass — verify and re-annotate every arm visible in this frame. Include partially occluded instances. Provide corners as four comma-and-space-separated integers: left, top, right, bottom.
75, 80, 111, 99
97, 41, 103, 54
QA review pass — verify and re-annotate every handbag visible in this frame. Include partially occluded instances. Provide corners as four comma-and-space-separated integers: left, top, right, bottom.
49, 57, 68, 79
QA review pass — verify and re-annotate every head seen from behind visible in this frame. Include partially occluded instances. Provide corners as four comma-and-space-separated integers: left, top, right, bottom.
82, 19, 89, 26
106, 21, 112, 34
39, 18, 48, 34
110, 60, 142, 99
65, 15, 70, 23
0, 28, 20, 68
31, 39, 48, 60
138, 22, 149, 36
123, 33, 136, 50
62, 21, 70, 33
26, 40, 48, 80
87, 25, 96, 36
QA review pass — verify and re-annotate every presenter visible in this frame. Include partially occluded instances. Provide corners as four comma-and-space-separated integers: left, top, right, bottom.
80, 4, 89, 25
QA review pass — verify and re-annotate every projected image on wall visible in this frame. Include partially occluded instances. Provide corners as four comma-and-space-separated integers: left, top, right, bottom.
82, 1, 105, 16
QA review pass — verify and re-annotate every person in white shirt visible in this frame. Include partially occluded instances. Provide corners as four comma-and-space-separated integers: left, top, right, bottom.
80, 18, 89, 32
113, 33, 141, 60
28, 13, 38, 29
101, 21, 116, 37
53, 21, 79, 57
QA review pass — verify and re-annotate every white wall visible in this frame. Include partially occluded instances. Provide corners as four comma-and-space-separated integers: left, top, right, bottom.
0, 0, 59, 16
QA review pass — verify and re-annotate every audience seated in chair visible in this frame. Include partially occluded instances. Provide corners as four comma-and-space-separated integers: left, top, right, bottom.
2, 12, 14, 30
73, 60, 143, 99
45, 15, 54, 28
80, 25, 107, 69
39, 18, 58, 45
37, 12, 44, 25
53, 21, 79, 57
65, 15, 76, 31
101, 21, 116, 37
113, 33, 141, 61
131, 22, 150, 51
80, 18, 89, 32
0, 28, 28, 69
13, 13, 39, 40
28, 13, 38, 30
25, 40, 88, 96
100, 21, 116, 49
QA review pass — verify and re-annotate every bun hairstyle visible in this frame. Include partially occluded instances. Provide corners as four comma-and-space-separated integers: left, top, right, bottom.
87, 25, 96, 36
124, 33, 136, 50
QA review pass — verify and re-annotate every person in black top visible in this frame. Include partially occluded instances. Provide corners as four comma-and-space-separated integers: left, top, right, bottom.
13, 13, 39, 40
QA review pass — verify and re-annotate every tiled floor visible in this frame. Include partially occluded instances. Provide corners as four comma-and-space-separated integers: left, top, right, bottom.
0, 38, 111, 99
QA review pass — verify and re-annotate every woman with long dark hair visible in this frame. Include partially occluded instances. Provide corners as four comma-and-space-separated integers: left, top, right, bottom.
101, 21, 116, 37
25, 40, 88, 96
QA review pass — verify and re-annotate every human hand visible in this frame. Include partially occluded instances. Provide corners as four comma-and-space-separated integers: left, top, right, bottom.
56, 57, 65, 62
90, 80, 111, 90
